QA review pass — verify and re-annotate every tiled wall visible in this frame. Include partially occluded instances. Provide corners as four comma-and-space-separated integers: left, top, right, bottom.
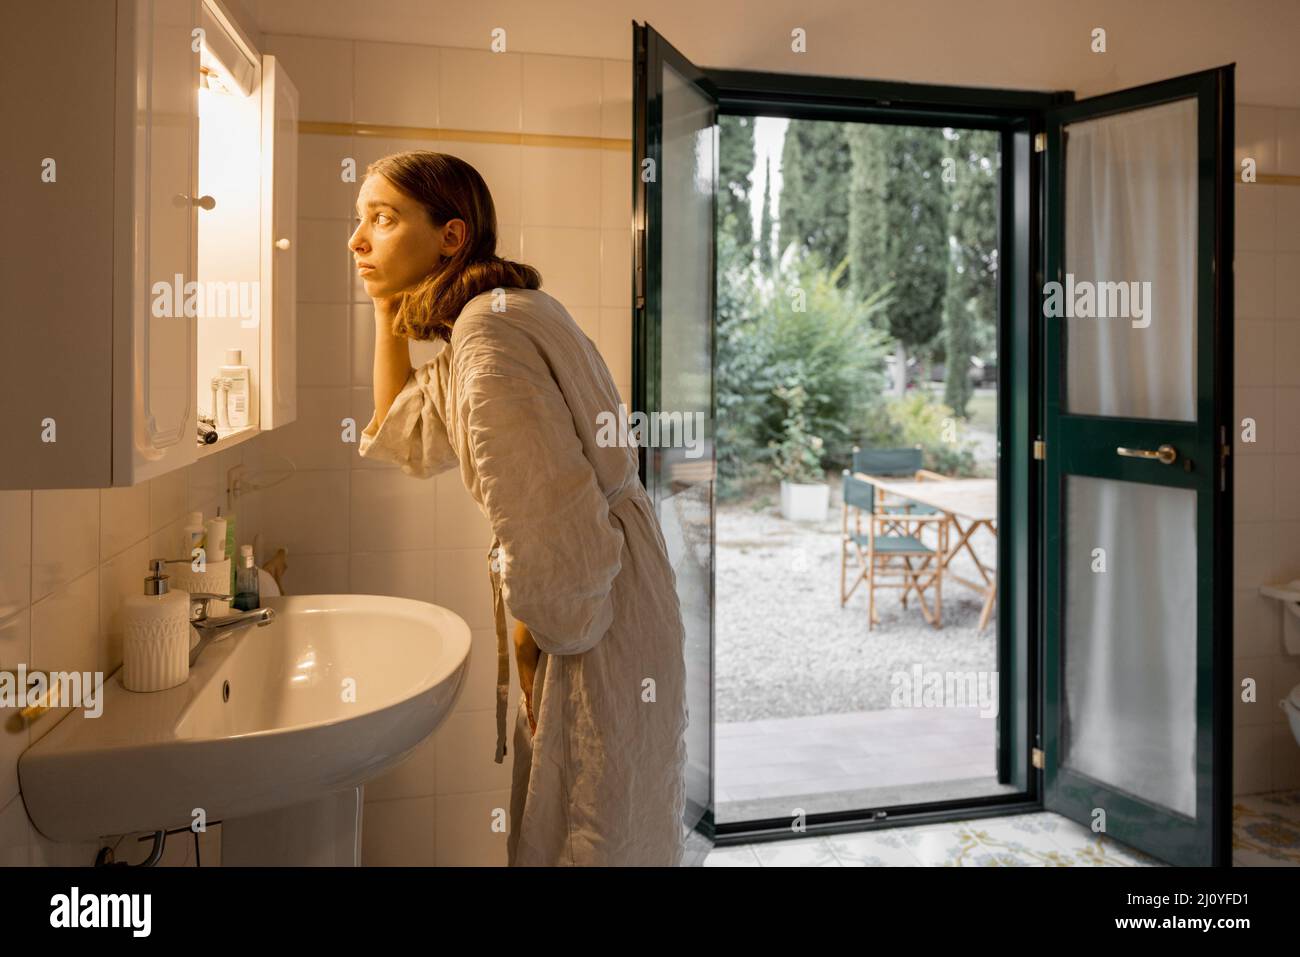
1232, 105, 1300, 796
247, 35, 634, 866
0, 446, 263, 865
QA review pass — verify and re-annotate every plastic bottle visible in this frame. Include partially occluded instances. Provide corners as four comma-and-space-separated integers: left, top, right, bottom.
233, 544, 260, 611
121, 559, 191, 692
221, 349, 251, 429
182, 511, 205, 561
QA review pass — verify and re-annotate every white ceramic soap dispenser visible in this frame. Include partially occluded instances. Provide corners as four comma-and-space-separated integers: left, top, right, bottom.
121, 559, 192, 692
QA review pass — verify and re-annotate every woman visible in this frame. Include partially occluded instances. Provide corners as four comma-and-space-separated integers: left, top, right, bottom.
350, 150, 688, 867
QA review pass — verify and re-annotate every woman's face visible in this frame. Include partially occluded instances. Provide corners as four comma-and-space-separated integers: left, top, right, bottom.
348, 174, 464, 298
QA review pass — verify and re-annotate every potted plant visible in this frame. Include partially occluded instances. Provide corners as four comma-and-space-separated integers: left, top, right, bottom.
768, 382, 829, 521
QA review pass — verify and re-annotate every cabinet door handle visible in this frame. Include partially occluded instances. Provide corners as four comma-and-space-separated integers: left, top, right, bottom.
275, 238, 291, 250
173, 193, 216, 210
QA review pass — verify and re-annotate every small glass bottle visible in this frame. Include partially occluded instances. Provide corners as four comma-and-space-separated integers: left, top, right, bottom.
233, 544, 260, 611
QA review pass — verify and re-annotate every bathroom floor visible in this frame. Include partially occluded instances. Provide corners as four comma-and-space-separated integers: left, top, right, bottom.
699, 789, 1300, 866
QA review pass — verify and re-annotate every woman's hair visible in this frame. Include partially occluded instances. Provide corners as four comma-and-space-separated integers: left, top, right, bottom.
365, 150, 542, 342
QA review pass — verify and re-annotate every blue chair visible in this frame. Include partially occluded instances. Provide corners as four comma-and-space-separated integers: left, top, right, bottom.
840, 469, 946, 629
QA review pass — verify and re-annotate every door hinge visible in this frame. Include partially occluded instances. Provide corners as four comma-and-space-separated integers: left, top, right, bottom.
634, 227, 646, 310
1033, 438, 1046, 460
1034, 132, 1047, 153
1031, 747, 1045, 769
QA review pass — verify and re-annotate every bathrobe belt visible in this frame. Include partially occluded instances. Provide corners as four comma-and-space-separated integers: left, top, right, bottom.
489, 479, 637, 764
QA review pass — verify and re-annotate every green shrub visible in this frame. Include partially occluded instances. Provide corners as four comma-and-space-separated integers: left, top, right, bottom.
860, 391, 980, 477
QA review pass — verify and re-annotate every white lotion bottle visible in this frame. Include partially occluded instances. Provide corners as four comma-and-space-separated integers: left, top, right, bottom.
122, 559, 191, 692
221, 349, 251, 429
182, 511, 205, 561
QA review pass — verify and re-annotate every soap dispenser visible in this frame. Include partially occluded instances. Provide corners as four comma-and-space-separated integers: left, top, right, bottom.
121, 559, 192, 692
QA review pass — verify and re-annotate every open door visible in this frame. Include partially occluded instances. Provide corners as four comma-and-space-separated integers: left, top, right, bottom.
1040, 66, 1233, 865
633, 22, 717, 837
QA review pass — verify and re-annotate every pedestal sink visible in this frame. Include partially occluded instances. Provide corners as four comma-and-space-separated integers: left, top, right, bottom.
18, 594, 471, 864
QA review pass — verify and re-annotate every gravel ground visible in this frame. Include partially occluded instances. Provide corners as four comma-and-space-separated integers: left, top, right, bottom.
716, 478, 1000, 723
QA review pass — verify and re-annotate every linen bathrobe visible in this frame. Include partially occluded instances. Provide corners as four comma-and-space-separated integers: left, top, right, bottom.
358, 287, 689, 866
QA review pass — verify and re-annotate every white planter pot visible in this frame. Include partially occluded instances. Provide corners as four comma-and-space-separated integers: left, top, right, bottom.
780, 480, 829, 522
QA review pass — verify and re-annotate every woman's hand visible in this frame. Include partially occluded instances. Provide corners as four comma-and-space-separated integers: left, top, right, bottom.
372, 293, 404, 328
513, 620, 541, 734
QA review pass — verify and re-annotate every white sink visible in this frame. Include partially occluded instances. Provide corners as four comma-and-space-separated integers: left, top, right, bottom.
19, 594, 471, 847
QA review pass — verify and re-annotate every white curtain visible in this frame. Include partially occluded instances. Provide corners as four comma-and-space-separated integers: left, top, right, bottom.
1060, 97, 1199, 819
1064, 97, 1197, 421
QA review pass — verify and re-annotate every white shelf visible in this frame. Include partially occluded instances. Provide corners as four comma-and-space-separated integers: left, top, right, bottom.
197, 425, 260, 458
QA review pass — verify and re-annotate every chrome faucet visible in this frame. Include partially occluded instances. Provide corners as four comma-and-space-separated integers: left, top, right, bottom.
187, 591, 276, 667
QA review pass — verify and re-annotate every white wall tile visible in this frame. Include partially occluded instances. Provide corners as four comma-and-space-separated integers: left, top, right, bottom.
98, 484, 149, 562
601, 58, 631, 140
258, 469, 350, 555
434, 471, 490, 548
433, 548, 495, 631
98, 539, 151, 677
1277, 107, 1300, 176
1235, 251, 1275, 319
434, 710, 513, 795
522, 54, 601, 137
1234, 586, 1281, 657
298, 134, 357, 220
1235, 386, 1273, 455
0, 608, 30, 809
263, 35, 354, 124
1275, 388, 1300, 454
0, 491, 32, 613
439, 47, 522, 134
296, 303, 351, 388
521, 145, 601, 227
354, 41, 438, 128
0, 796, 29, 866
279, 551, 350, 595
298, 218, 354, 304
1275, 456, 1300, 522
600, 228, 632, 309
1234, 183, 1275, 252
1275, 321, 1300, 386
1235, 657, 1274, 727
1234, 724, 1273, 794
1235, 105, 1277, 174
148, 470, 187, 536
29, 568, 98, 746
1276, 185, 1300, 253
349, 469, 437, 552
247, 386, 352, 471
1234, 522, 1274, 590
601, 147, 631, 231
1235, 454, 1274, 522
521, 226, 601, 308
434, 789, 511, 866
1276, 252, 1300, 321
349, 549, 438, 603
31, 489, 97, 602
359, 795, 436, 865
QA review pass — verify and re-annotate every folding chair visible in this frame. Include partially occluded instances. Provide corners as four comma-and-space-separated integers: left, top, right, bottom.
840, 470, 946, 629
850, 445, 951, 548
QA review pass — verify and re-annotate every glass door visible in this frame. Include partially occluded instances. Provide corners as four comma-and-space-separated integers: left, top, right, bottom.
1041, 67, 1233, 865
633, 21, 718, 836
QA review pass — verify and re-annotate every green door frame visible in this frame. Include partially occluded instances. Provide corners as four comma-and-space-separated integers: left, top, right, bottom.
634, 22, 1234, 858
1040, 66, 1235, 866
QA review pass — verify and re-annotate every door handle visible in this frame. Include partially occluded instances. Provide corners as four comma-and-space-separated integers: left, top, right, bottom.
1117, 444, 1177, 465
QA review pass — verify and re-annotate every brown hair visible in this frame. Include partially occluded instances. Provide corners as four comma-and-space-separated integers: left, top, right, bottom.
365, 150, 541, 342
